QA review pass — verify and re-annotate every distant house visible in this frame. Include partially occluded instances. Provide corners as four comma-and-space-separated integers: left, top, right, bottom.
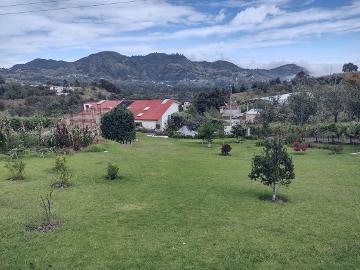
128, 99, 180, 130
70, 99, 179, 131
177, 126, 197, 137
244, 109, 261, 123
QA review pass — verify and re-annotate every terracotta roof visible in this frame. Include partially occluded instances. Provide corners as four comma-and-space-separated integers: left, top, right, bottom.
84, 100, 123, 110
128, 99, 175, 121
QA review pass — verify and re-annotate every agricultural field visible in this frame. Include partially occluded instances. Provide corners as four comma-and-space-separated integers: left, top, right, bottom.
1, 135, 360, 270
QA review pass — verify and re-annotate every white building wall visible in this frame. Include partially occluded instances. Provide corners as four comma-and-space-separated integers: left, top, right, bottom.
136, 120, 157, 130
159, 102, 180, 130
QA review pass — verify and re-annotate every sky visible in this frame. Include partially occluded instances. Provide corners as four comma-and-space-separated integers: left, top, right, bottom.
0, 0, 359, 75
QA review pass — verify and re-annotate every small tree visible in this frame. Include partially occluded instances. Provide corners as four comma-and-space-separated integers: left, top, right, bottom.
5, 157, 26, 180
221, 144, 232, 156
249, 139, 295, 202
40, 191, 54, 225
342, 63, 358, 73
106, 163, 119, 180
198, 122, 216, 147
100, 106, 136, 144
231, 124, 245, 142
52, 156, 71, 188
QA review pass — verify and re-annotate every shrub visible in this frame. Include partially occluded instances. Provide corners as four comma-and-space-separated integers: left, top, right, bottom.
221, 144, 232, 156
255, 140, 265, 147
328, 145, 343, 155
310, 143, 343, 155
100, 106, 136, 144
52, 156, 71, 188
84, 144, 106, 152
293, 142, 309, 152
107, 163, 119, 180
5, 157, 26, 180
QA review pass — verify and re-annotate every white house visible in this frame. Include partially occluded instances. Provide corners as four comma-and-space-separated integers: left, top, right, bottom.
128, 99, 180, 130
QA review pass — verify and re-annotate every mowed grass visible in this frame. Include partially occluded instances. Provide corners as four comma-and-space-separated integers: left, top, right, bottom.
1, 135, 360, 270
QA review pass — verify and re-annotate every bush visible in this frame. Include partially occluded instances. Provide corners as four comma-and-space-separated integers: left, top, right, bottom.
52, 156, 71, 188
83, 144, 106, 152
5, 157, 26, 180
293, 142, 309, 152
51, 123, 95, 151
255, 140, 265, 147
106, 163, 119, 180
310, 143, 343, 155
100, 106, 136, 144
221, 144, 232, 156
328, 145, 343, 155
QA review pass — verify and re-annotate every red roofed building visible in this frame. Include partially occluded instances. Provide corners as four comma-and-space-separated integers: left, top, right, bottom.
129, 99, 179, 130
69, 99, 179, 130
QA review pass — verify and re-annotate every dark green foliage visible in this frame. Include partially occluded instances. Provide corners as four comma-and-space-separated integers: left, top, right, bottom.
249, 139, 295, 201
288, 91, 317, 125
100, 106, 136, 144
343, 63, 358, 73
221, 144, 232, 156
107, 163, 119, 180
193, 88, 229, 114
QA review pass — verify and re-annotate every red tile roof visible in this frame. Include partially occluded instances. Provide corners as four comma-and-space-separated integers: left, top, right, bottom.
128, 99, 175, 121
84, 100, 123, 111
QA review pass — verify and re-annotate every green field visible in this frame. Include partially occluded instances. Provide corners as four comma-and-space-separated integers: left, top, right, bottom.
1, 135, 360, 270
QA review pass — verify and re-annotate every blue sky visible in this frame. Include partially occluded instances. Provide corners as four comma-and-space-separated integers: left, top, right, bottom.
0, 0, 359, 75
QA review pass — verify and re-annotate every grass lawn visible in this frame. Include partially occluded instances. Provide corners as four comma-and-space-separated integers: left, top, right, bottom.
1, 135, 360, 270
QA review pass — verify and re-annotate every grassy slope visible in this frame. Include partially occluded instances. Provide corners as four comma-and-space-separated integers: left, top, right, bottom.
0, 135, 360, 270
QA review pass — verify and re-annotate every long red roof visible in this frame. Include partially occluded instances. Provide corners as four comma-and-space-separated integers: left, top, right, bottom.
128, 99, 175, 121
84, 100, 123, 110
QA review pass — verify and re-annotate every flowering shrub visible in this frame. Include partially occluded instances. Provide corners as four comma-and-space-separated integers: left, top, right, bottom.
293, 142, 309, 152
221, 144, 232, 156
51, 123, 95, 151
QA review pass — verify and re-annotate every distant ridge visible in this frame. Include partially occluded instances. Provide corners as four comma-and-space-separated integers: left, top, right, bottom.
2, 51, 306, 87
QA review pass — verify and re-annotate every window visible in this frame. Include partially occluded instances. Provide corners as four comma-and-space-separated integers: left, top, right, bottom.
156, 124, 161, 129
135, 122, 142, 127
144, 106, 150, 111
137, 113, 144, 117
161, 99, 169, 104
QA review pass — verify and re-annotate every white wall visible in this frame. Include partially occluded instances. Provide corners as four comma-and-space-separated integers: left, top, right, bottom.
159, 102, 179, 130
136, 120, 157, 130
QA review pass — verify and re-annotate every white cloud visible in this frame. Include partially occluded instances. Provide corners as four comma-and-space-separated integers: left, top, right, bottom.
215, 9, 226, 22
230, 4, 282, 26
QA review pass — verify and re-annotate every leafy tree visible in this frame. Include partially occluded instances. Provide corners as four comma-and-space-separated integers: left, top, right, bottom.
249, 139, 295, 202
318, 84, 344, 122
342, 63, 358, 73
193, 88, 229, 114
231, 124, 245, 142
198, 121, 217, 147
288, 91, 317, 125
100, 106, 135, 144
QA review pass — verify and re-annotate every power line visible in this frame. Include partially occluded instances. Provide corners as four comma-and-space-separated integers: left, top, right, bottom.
0, 0, 137, 16
0, 0, 73, 8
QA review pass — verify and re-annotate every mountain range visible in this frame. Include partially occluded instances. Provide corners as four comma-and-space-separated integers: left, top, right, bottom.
1, 51, 306, 87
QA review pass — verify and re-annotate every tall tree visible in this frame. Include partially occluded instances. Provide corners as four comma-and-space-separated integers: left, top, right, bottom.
287, 91, 317, 125
249, 139, 295, 202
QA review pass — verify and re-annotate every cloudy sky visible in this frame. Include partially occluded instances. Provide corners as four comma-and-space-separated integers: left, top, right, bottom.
0, 0, 359, 75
